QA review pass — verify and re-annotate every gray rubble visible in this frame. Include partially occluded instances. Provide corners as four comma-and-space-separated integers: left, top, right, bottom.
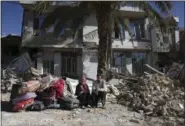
109, 73, 184, 117
1, 69, 20, 92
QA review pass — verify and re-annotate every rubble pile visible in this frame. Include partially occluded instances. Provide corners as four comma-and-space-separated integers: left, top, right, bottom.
1, 53, 37, 92
1, 67, 41, 93
115, 74, 184, 117
1, 69, 20, 92
1, 53, 81, 112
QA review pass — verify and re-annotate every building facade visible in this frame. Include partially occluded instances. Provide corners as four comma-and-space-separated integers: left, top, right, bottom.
20, 2, 180, 79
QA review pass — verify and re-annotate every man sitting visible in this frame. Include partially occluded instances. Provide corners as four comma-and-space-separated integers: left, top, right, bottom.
92, 75, 107, 108
75, 76, 90, 108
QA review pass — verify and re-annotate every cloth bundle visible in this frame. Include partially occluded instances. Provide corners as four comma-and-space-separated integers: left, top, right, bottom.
12, 92, 37, 105
13, 98, 35, 112
19, 80, 41, 95
10, 74, 78, 112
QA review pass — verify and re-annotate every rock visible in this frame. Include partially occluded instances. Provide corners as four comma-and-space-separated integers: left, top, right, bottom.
170, 100, 184, 115
107, 87, 111, 93
73, 111, 80, 115
138, 110, 144, 114
110, 84, 120, 96
145, 112, 153, 116
129, 119, 141, 124
87, 109, 93, 113
72, 114, 76, 118
162, 79, 170, 85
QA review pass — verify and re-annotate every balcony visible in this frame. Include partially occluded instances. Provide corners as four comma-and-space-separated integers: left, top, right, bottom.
83, 28, 151, 50
120, 6, 144, 13
118, 6, 145, 19
22, 29, 83, 48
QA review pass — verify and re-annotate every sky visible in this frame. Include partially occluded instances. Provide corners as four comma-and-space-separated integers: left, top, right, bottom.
1, 1, 23, 37
1, 1, 185, 37
171, 1, 184, 28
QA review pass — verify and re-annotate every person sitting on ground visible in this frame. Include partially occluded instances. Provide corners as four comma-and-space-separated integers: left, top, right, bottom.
92, 75, 107, 108
75, 76, 90, 108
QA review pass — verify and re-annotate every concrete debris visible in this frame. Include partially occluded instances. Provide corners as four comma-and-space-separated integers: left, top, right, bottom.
167, 62, 184, 80
30, 67, 41, 76
145, 64, 165, 76
179, 66, 185, 84
109, 84, 120, 96
1, 53, 37, 92
114, 73, 184, 117
129, 119, 141, 124
1, 69, 20, 92
106, 94, 117, 104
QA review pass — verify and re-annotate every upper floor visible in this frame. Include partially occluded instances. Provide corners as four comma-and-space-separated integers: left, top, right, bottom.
20, 2, 180, 52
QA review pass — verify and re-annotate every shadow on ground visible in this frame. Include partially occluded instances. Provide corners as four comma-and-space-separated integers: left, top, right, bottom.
1, 101, 14, 112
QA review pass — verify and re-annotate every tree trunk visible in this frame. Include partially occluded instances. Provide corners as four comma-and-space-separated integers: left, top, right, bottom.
107, 27, 113, 69
105, 19, 113, 80
107, 16, 114, 68
95, 2, 113, 77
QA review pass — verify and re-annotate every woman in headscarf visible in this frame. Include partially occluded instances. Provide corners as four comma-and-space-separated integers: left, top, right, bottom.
75, 76, 90, 108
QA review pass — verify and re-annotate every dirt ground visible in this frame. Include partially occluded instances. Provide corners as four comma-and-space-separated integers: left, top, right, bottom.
1, 93, 184, 126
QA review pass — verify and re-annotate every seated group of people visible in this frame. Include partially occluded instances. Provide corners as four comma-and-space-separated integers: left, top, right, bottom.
75, 75, 107, 108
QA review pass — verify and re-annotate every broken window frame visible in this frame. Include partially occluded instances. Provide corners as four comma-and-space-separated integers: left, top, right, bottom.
33, 14, 46, 36
61, 52, 78, 76
129, 19, 145, 40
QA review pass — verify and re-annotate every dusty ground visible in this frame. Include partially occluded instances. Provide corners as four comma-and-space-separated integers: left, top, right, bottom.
1, 93, 184, 126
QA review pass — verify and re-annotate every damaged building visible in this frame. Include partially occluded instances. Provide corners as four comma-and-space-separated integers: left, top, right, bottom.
19, 1, 180, 80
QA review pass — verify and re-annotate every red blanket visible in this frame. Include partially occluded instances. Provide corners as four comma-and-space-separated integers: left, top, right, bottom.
51, 79, 65, 100
13, 98, 34, 112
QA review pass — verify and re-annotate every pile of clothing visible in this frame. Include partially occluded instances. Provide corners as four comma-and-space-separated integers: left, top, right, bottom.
10, 74, 79, 112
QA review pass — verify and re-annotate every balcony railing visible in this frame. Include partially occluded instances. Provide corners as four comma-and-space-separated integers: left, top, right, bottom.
152, 47, 170, 52
83, 29, 98, 42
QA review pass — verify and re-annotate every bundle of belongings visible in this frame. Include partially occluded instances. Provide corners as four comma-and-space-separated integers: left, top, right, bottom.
10, 74, 80, 112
